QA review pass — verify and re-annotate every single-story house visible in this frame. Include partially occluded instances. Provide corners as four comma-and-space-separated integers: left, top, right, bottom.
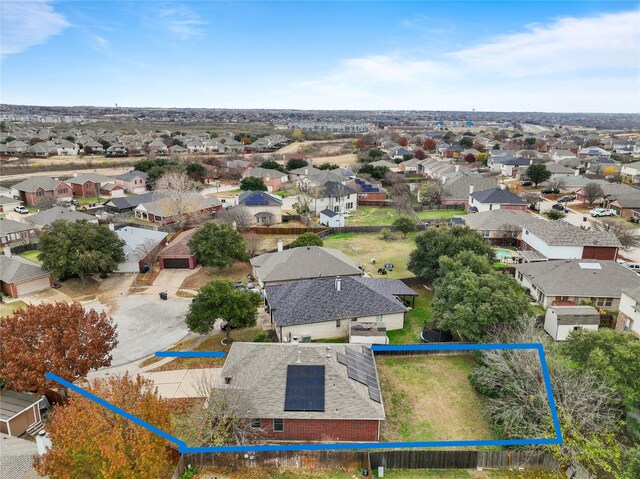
468, 186, 528, 213
134, 194, 221, 226
237, 190, 283, 225
0, 218, 38, 247
320, 209, 345, 227
216, 342, 385, 442
157, 228, 197, 269
544, 305, 600, 341
242, 167, 289, 192
265, 276, 417, 341
0, 390, 46, 437
514, 259, 640, 310
0, 254, 52, 298
26, 206, 98, 229
461, 209, 539, 244
115, 226, 168, 273
617, 285, 640, 338
103, 191, 163, 213
11, 177, 72, 207
114, 170, 149, 194
67, 173, 116, 198
441, 174, 497, 205
251, 246, 362, 288
0, 196, 23, 213
621, 161, 640, 185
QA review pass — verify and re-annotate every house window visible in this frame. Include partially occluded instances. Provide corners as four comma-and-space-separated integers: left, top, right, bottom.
376, 315, 383, 322
595, 298, 613, 307
36, 191, 45, 196
336, 319, 341, 328
250, 419, 261, 429
346, 202, 354, 209
334, 206, 339, 213
273, 419, 283, 432
482, 229, 490, 237
517, 272, 523, 281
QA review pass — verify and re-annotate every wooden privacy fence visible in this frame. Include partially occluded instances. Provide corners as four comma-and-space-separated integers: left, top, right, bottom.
414, 203, 466, 211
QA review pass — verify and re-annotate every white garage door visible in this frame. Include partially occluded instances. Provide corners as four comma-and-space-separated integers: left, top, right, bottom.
16, 277, 50, 297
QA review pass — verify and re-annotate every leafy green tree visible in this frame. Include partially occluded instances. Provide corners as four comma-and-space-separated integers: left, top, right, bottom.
524, 137, 537, 148
290, 232, 323, 248
209, 131, 219, 138
367, 148, 383, 160
544, 209, 565, 220
459, 137, 473, 148
188, 222, 249, 270
559, 329, 640, 410
38, 221, 125, 283
259, 160, 285, 172
359, 164, 389, 180
492, 143, 500, 150
99, 140, 111, 150
286, 158, 308, 171
186, 162, 207, 181
240, 176, 267, 191
185, 279, 261, 341
432, 253, 532, 341
526, 163, 551, 187
317, 162, 339, 170
621, 447, 640, 479
408, 227, 495, 283
393, 216, 417, 238
134, 158, 184, 181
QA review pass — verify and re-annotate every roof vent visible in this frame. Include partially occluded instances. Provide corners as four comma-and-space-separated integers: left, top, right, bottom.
296, 350, 302, 363
224, 377, 232, 385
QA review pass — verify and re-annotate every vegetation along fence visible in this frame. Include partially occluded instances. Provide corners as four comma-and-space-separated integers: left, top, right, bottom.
414, 203, 466, 211
358, 199, 394, 207
7, 242, 38, 254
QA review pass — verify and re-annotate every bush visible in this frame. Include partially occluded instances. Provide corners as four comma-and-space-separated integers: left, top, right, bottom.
380, 228, 395, 240
253, 332, 269, 342
290, 232, 323, 248
544, 209, 566, 220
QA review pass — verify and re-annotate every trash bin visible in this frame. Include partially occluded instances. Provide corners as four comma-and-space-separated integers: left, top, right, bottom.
159, 291, 168, 300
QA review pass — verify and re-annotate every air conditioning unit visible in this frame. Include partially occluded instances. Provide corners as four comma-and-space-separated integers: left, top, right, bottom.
302, 334, 312, 343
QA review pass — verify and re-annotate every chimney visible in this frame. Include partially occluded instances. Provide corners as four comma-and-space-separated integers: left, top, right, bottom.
335, 277, 342, 291
277, 240, 283, 252
73, 171, 78, 177
224, 376, 232, 385
3, 246, 11, 258
455, 165, 460, 173
108, 223, 115, 231
469, 184, 474, 195
36, 431, 52, 455
441, 175, 447, 185
574, 169, 580, 176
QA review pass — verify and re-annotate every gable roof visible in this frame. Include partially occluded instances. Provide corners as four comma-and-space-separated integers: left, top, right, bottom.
470, 187, 527, 205
245, 167, 288, 179
443, 174, 498, 201
115, 170, 149, 181
157, 228, 197, 257
320, 208, 338, 218
462, 209, 539, 231
12, 177, 69, 193
26, 207, 96, 228
523, 220, 621, 248
67, 173, 114, 185
104, 191, 163, 210
115, 226, 168, 259
0, 218, 35, 236
321, 181, 357, 198
135, 194, 220, 217
0, 255, 49, 284
250, 246, 361, 284
219, 343, 385, 420
238, 190, 283, 207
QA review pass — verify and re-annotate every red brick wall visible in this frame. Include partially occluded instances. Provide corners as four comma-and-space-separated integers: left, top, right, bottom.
72, 181, 99, 197
581, 246, 618, 260
255, 418, 379, 442
21, 183, 72, 206
501, 204, 528, 211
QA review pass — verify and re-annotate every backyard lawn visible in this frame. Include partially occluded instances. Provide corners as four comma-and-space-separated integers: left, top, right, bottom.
387, 286, 432, 344
417, 209, 466, 220
19, 250, 42, 265
0, 300, 27, 317
346, 206, 401, 226
322, 233, 416, 279
376, 355, 494, 442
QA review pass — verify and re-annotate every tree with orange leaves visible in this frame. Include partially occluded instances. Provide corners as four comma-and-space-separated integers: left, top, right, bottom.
0, 302, 117, 394
423, 138, 437, 151
35, 374, 173, 479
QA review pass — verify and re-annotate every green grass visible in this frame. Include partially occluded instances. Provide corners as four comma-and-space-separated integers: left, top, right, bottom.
417, 209, 466, 220
387, 286, 432, 344
76, 196, 105, 205
346, 206, 401, 226
19, 250, 42, 265
0, 300, 27, 317
275, 188, 298, 198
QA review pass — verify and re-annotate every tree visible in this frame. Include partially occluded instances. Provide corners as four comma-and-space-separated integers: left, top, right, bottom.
292, 129, 304, 141
463, 153, 476, 163
217, 206, 254, 229
621, 447, 640, 479
260, 160, 286, 172
243, 232, 261, 257
592, 219, 640, 250
523, 137, 537, 149
317, 162, 339, 170
35, 374, 172, 479
432, 253, 532, 341
393, 216, 417, 238
290, 232, 323, 248
135, 158, 184, 182
492, 143, 501, 150
240, 176, 267, 191
477, 152, 489, 165
185, 279, 261, 341
581, 182, 604, 206
0, 302, 117, 394
354, 139, 366, 149
423, 138, 437, 151
417, 181, 444, 205
155, 171, 204, 225
186, 162, 207, 182
544, 209, 566, 220
286, 158, 308, 171
525, 164, 551, 187
408, 227, 495, 283
133, 238, 162, 273
544, 176, 567, 193
359, 163, 388, 180
188, 221, 249, 270
39, 220, 125, 282
414, 148, 426, 160
459, 137, 473, 148
367, 148, 383, 160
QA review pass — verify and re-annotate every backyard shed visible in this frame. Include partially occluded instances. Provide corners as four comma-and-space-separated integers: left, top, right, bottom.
0, 390, 45, 437
544, 305, 600, 341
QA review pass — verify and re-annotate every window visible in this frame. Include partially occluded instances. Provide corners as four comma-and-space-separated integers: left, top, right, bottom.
346, 202, 354, 209
595, 298, 613, 307
376, 315, 383, 322
517, 272, 523, 281
250, 419, 261, 429
482, 229, 490, 237
36, 191, 44, 197
273, 419, 283, 432
334, 206, 339, 213
336, 319, 341, 328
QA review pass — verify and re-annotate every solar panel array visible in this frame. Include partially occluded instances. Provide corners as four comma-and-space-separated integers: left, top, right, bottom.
284, 365, 325, 412
244, 192, 270, 206
337, 347, 381, 403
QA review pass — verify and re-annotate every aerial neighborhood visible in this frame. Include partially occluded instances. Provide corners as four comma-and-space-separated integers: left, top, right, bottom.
1, 110, 640, 479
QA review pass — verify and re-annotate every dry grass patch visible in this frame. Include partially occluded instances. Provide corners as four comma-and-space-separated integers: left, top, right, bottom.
57, 276, 104, 299
376, 355, 494, 442
195, 467, 362, 479
255, 235, 300, 254
139, 337, 198, 368
180, 262, 252, 290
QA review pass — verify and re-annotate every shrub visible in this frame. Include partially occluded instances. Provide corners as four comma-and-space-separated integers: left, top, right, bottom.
253, 332, 269, 342
544, 209, 565, 220
380, 228, 394, 240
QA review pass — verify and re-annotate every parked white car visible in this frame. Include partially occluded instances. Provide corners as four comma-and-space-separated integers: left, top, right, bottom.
589, 208, 616, 217
14, 205, 29, 214
618, 261, 640, 275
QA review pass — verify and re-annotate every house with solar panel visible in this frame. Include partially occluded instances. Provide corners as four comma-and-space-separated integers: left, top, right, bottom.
237, 190, 283, 225
217, 342, 385, 442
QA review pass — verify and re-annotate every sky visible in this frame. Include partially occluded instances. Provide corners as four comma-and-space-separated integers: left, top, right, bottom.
1, 1, 639, 113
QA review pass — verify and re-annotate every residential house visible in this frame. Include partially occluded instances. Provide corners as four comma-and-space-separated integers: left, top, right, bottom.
621, 161, 640, 184
11, 177, 72, 207
68, 172, 116, 198
441, 173, 498, 205
4, 140, 29, 155
134, 194, 221, 226
520, 220, 620, 262
115, 226, 168, 273
544, 305, 600, 341
242, 167, 289, 192
399, 158, 421, 173
0, 254, 52, 298
27, 141, 51, 157
216, 342, 385, 442
250, 246, 362, 288
320, 209, 345, 227
0, 218, 38, 247
54, 139, 79, 156
500, 157, 532, 177
114, 170, 149, 194
598, 183, 640, 218
346, 177, 386, 202
0, 432, 46, 477
147, 138, 168, 154
541, 162, 575, 176
104, 191, 162, 213
389, 147, 413, 161
288, 166, 322, 184
369, 159, 399, 172
238, 190, 283, 225
311, 181, 358, 215
468, 186, 528, 213
514, 259, 639, 310
578, 147, 611, 159
549, 149, 577, 163
157, 228, 198, 269
487, 151, 516, 172
617, 286, 640, 338
83, 140, 104, 154
461, 209, 539, 244
265, 276, 417, 342
99, 183, 126, 198
26, 206, 98, 229
106, 144, 128, 157
0, 196, 23, 213
0, 390, 46, 437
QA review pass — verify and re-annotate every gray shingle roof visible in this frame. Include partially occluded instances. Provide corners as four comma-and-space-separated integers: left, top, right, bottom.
0, 255, 49, 284
470, 187, 527, 205
0, 433, 43, 479
523, 221, 620, 247
250, 246, 362, 284
0, 218, 34, 235
321, 181, 357, 197
26, 207, 96, 228
12, 177, 69, 193
114, 170, 149, 181
245, 167, 288, 179
219, 343, 385, 420
67, 173, 114, 185
443, 174, 497, 201
266, 276, 412, 327
462, 209, 539, 231
105, 191, 163, 210
515, 260, 640, 297
548, 306, 600, 325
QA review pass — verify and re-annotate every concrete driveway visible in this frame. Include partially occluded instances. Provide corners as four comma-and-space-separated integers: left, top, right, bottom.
152, 267, 199, 293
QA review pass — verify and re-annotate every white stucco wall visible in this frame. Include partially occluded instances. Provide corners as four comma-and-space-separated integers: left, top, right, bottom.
619, 292, 640, 335
521, 228, 583, 259
278, 312, 404, 341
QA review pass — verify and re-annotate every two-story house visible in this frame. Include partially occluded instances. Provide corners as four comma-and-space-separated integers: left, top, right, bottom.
11, 177, 72, 207
468, 186, 528, 213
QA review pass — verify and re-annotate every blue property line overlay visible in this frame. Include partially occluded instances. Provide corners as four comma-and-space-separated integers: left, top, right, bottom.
155, 351, 226, 358
46, 343, 563, 454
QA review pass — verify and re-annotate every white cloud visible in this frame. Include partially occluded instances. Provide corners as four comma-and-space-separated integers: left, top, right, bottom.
0, 1, 69, 58
274, 8, 640, 112
92, 35, 111, 54
155, 4, 208, 40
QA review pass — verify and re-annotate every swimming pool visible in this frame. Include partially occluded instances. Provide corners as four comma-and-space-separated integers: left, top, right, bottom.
495, 249, 515, 261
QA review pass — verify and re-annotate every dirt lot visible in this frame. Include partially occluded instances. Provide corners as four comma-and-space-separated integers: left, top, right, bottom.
180, 262, 252, 290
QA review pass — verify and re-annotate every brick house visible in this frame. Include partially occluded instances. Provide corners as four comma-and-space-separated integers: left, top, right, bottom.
11, 177, 72, 207
114, 170, 149, 194
0, 254, 52, 298
242, 167, 289, 192
0, 218, 38, 247
157, 228, 198, 269
68, 173, 116, 197
134, 194, 221, 226
217, 343, 385, 442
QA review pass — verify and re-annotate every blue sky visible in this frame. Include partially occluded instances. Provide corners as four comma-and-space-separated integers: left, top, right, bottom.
1, 1, 639, 112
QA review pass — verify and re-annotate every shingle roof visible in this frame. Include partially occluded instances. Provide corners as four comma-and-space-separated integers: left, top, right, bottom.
114, 170, 149, 181
0, 255, 49, 284
515, 260, 640, 297
67, 173, 114, 185
548, 306, 600, 325
105, 191, 163, 210
157, 228, 196, 257
238, 190, 283, 207
321, 181, 357, 198
12, 177, 68, 193
320, 209, 338, 218
115, 226, 167, 259
443, 174, 497, 201
136, 194, 220, 217
0, 433, 43, 479
219, 343, 385, 420
462, 209, 539, 231
0, 218, 34, 235
470, 187, 527, 205
250, 246, 362, 284
26, 207, 96, 228
245, 167, 288, 179
523, 221, 621, 247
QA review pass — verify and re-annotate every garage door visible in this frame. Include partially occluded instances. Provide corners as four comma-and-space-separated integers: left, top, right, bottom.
15, 277, 51, 297
162, 257, 191, 269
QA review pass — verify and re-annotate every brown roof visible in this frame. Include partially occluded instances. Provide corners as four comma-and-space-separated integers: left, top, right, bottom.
157, 229, 196, 258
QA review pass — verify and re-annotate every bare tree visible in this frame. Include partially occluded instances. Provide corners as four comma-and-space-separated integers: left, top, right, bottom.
35, 196, 57, 210
592, 219, 640, 250
243, 232, 261, 257
155, 171, 204, 225
294, 187, 313, 214
217, 206, 254, 230
581, 182, 604, 206
385, 172, 412, 213
417, 180, 444, 205
497, 223, 521, 247
133, 238, 162, 272
544, 176, 567, 193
